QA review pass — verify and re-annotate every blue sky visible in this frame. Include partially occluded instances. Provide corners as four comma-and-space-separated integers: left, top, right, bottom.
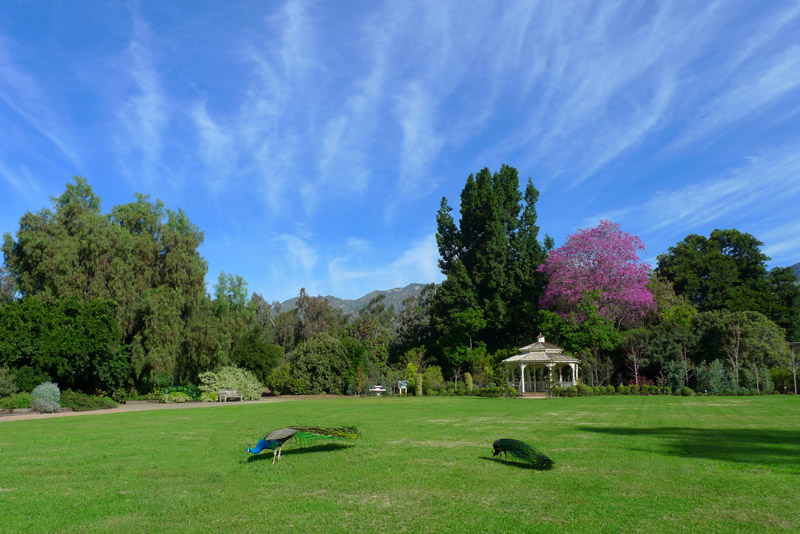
1, 1, 799, 302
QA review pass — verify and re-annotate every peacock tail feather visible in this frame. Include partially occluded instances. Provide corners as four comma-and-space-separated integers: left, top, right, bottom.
286, 426, 362, 447
494, 438, 554, 470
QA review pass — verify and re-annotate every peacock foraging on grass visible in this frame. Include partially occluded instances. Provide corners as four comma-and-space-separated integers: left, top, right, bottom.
492, 439, 554, 470
245, 426, 361, 464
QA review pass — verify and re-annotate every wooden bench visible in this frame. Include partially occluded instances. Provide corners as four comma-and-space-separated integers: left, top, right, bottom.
218, 389, 242, 402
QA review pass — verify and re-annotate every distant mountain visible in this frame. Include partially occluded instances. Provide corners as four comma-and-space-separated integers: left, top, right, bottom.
792, 262, 800, 281
278, 283, 428, 315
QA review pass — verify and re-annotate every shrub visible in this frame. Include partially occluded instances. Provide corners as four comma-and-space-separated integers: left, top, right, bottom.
680, 386, 694, 396
161, 385, 201, 400
200, 391, 217, 402
415, 380, 423, 397
111, 389, 128, 403
199, 366, 262, 401
0, 392, 32, 409
265, 365, 307, 395
477, 387, 504, 398
629, 384, 640, 395
464, 373, 473, 392
32, 382, 61, 413
161, 391, 191, 403
504, 385, 518, 397
577, 383, 593, 397
616, 385, 625, 394
0, 367, 18, 397
566, 386, 578, 397
552, 386, 567, 397
456, 387, 466, 396
60, 390, 117, 411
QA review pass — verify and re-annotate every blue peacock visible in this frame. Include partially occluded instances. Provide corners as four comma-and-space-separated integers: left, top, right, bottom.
492, 438, 554, 470
245, 426, 361, 464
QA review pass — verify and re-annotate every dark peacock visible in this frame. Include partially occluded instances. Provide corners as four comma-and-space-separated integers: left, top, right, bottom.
492, 438, 554, 470
245, 426, 361, 464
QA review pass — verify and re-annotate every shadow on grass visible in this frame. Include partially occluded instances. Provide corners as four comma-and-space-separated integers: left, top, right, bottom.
245, 443, 355, 463
578, 426, 800, 472
479, 456, 554, 471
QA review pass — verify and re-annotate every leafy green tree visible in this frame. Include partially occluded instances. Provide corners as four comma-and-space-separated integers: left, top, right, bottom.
2, 178, 211, 387
656, 229, 800, 335
288, 332, 350, 394
0, 297, 126, 391
694, 310, 789, 390
230, 328, 283, 384
295, 288, 349, 342
538, 297, 619, 386
621, 328, 650, 385
214, 272, 250, 310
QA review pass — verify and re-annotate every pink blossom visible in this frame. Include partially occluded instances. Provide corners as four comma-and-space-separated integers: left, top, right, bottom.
538, 220, 656, 326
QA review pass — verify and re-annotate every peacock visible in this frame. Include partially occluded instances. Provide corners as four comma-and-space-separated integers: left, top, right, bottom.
492, 438, 554, 470
245, 426, 361, 464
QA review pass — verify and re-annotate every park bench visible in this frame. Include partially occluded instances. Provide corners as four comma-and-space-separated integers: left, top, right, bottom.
218, 389, 242, 402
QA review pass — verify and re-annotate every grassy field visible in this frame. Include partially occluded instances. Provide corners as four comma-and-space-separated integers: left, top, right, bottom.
1, 396, 799, 533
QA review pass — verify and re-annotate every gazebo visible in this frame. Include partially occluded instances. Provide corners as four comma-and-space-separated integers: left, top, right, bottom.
502, 334, 580, 394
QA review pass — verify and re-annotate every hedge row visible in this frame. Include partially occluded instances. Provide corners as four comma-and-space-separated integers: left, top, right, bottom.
552, 384, 780, 397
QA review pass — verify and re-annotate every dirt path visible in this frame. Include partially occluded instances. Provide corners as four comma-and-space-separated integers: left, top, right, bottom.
0, 395, 343, 422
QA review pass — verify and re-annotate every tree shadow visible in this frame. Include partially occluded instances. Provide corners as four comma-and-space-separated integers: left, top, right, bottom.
245, 443, 355, 463
578, 426, 800, 472
479, 456, 553, 471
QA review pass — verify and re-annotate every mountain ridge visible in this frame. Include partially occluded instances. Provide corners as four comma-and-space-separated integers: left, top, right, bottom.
278, 283, 428, 315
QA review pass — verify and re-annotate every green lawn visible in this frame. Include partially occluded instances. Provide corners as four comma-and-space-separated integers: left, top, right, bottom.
1, 396, 799, 533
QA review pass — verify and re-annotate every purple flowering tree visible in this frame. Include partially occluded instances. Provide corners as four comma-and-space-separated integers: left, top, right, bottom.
539, 220, 655, 328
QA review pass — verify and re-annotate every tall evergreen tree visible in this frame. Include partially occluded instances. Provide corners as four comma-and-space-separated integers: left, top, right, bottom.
434, 165, 546, 354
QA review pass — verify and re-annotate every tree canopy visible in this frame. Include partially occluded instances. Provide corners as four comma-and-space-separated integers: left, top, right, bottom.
539, 220, 655, 328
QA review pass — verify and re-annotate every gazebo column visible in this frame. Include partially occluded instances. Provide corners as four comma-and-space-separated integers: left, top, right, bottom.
570, 363, 578, 386
546, 363, 555, 389
519, 363, 527, 394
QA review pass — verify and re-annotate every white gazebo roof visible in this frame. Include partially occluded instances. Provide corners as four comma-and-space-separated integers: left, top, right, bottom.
502, 334, 580, 365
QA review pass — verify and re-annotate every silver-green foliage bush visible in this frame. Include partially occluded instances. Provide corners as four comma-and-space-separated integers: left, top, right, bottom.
198, 366, 262, 401
32, 381, 61, 413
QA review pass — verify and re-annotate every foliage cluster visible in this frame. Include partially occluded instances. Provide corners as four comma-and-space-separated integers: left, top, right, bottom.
31, 381, 61, 413
0, 392, 32, 409
198, 366, 262, 401
60, 390, 117, 411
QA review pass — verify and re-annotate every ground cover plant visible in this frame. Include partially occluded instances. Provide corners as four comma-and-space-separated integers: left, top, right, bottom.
1, 396, 798, 533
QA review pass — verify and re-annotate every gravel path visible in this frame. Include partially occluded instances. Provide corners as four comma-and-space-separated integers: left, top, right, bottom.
0, 395, 341, 422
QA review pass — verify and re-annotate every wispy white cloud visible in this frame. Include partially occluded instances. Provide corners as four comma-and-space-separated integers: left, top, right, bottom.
277, 231, 318, 274
116, 11, 169, 185
191, 101, 236, 193
0, 37, 80, 167
761, 222, 800, 265
0, 161, 45, 206
590, 145, 800, 237
675, 45, 800, 149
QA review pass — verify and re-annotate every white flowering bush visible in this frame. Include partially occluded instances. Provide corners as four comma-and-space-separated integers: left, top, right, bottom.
198, 366, 262, 401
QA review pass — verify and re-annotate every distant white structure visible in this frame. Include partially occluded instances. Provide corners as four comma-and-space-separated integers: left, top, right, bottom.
502, 334, 580, 394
